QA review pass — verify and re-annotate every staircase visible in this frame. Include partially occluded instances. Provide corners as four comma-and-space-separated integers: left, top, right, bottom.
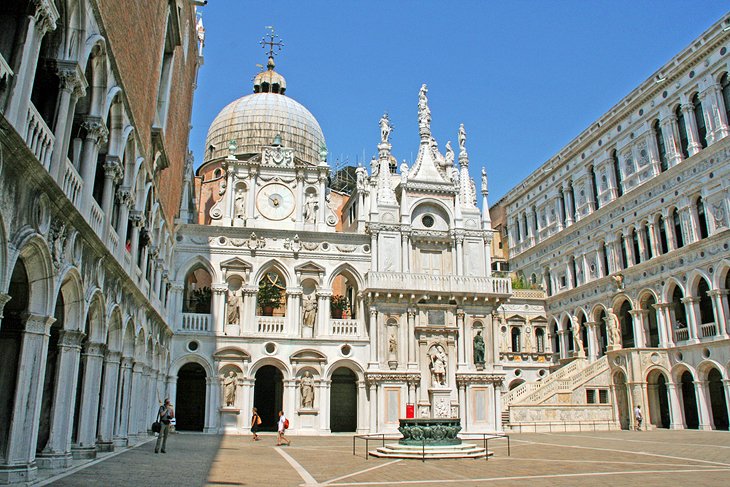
369, 443, 491, 459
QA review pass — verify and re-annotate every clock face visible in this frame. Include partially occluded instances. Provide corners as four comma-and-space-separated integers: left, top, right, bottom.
256, 183, 295, 221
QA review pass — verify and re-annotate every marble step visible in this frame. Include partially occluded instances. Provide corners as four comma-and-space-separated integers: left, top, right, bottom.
369, 443, 492, 459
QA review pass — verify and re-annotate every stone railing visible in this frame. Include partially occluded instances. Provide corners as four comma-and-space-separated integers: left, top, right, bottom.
62, 157, 83, 205
700, 323, 717, 338
568, 355, 609, 389
25, 102, 54, 168
181, 313, 210, 332
257, 316, 285, 334
331, 319, 359, 336
108, 227, 119, 255
674, 327, 689, 342
0, 52, 12, 84
503, 357, 586, 409
89, 199, 104, 237
511, 289, 547, 300
365, 272, 512, 296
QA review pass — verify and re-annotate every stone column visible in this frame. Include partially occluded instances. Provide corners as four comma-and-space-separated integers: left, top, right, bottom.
458, 383, 467, 427
401, 232, 410, 273
357, 380, 368, 433
242, 288, 257, 334
666, 381, 684, 429
368, 383, 378, 433
564, 188, 574, 226
211, 285, 226, 335
368, 306, 378, 368
694, 381, 713, 430
407, 308, 417, 369
295, 170, 304, 226
97, 350, 121, 451
585, 321, 600, 360
708, 83, 730, 140
370, 232, 378, 270
126, 361, 145, 441
494, 384, 503, 432
708, 290, 729, 338
318, 379, 331, 433
723, 379, 730, 427
316, 292, 331, 338
681, 297, 701, 343
698, 91, 715, 145
629, 310, 646, 348
4, 2, 58, 129
646, 222, 660, 257
558, 330, 568, 360
1, 314, 54, 483
455, 235, 464, 275
73, 341, 106, 458
553, 196, 564, 231
205, 376, 217, 433
456, 310, 466, 370
50, 64, 85, 180
37, 329, 84, 469
78, 117, 109, 212
681, 102, 702, 156
113, 356, 133, 446
284, 379, 296, 426
101, 156, 122, 239
661, 116, 683, 167
622, 234, 634, 267
652, 303, 673, 348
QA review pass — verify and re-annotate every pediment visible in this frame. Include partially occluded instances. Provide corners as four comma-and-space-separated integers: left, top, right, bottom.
506, 314, 526, 323
290, 348, 327, 365
213, 347, 251, 362
220, 257, 253, 271
294, 261, 325, 274
530, 316, 548, 323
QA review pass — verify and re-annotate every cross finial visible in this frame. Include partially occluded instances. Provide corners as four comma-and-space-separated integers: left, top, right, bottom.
260, 26, 284, 59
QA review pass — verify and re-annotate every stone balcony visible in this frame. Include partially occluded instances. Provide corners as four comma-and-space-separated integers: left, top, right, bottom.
364, 272, 512, 297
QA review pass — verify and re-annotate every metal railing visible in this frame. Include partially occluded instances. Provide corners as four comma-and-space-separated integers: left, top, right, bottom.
352, 433, 510, 462
459, 433, 510, 461
352, 434, 400, 460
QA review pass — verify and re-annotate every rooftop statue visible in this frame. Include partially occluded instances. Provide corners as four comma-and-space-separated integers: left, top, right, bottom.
458, 124, 467, 156
379, 113, 392, 144
418, 84, 431, 136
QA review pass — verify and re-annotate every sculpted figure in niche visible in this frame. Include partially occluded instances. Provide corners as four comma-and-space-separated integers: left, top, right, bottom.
233, 189, 246, 221
222, 370, 238, 407
606, 310, 621, 347
300, 371, 315, 408
304, 193, 317, 223
473, 330, 485, 364
302, 293, 317, 327
429, 344, 447, 387
571, 321, 584, 354
389, 334, 397, 357
226, 289, 241, 325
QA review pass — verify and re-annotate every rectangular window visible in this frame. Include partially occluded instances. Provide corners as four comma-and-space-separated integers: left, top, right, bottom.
586, 389, 596, 404
599, 389, 609, 404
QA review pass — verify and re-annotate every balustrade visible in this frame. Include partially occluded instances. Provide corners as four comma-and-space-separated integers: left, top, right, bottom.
366, 272, 512, 295
25, 102, 54, 168
330, 319, 359, 336
257, 316, 285, 334
674, 327, 689, 342
62, 157, 83, 205
181, 313, 210, 332
89, 199, 104, 236
700, 322, 717, 338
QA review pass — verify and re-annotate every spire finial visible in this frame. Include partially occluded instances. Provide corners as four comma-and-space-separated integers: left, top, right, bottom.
260, 26, 284, 63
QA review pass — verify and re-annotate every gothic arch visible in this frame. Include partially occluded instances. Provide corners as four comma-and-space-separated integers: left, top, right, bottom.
637, 288, 659, 304
8, 235, 54, 316
325, 359, 365, 381
0, 211, 7, 291
54, 267, 84, 331
170, 354, 215, 378
644, 365, 671, 381
121, 318, 135, 357
697, 360, 727, 381
712, 259, 730, 289
327, 263, 365, 290
611, 293, 635, 312
85, 289, 107, 342
662, 277, 686, 302
686, 269, 713, 295
670, 363, 697, 384
253, 259, 292, 286
176, 254, 218, 283
106, 307, 123, 352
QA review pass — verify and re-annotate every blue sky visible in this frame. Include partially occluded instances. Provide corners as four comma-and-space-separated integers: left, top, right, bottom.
190, 1, 729, 203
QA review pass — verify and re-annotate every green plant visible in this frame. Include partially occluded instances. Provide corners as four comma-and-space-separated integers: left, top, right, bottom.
512, 277, 529, 290
190, 286, 212, 313
330, 294, 349, 312
257, 280, 283, 313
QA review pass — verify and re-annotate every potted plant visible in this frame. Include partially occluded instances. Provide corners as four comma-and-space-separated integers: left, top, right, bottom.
257, 280, 282, 316
330, 295, 349, 319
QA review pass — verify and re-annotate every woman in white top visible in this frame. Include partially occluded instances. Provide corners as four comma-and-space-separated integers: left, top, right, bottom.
277, 410, 291, 446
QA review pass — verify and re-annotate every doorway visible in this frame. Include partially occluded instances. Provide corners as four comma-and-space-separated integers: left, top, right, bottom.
330, 368, 357, 432
680, 371, 699, 429
613, 371, 630, 430
254, 365, 283, 431
708, 368, 729, 430
647, 370, 670, 428
176, 363, 206, 431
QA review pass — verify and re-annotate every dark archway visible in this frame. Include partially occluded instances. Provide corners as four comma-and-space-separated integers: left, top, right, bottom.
708, 368, 729, 430
0, 259, 29, 458
680, 371, 699, 429
330, 368, 357, 432
618, 300, 635, 348
642, 295, 659, 347
596, 309, 608, 356
254, 365, 283, 431
613, 371, 630, 430
647, 371, 670, 429
176, 363, 207, 431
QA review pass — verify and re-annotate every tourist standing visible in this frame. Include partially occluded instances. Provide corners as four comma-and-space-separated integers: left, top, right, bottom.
251, 407, 261, 441
634, 405, 643, 431
155, 399, 175, 453
277, 411, 291, 446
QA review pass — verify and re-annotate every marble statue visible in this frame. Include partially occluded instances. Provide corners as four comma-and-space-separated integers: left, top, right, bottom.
571, 321, 584, 354
612, 272, 624, 290
607, 310, 621, 347
302, 293, 317, 327
389, 334, 397, 356
429, 344, 447, 387
228, 139, 237, 156
304, 193, 317, 223
300, 371, 314, 408
444, 141, 454, 168
473, 330, 485, 364
222, 370, 237, 407
226, 289, 241, 325
379, 113, 392, 144
418, 84, 431, 131
481, 167, 488, 193
458, 124, 467, 154
233, 190, 246, 221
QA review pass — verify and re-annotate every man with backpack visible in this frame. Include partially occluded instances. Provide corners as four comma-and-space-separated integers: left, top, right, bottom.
277, 410, 290, 446
155, 399, 175, 453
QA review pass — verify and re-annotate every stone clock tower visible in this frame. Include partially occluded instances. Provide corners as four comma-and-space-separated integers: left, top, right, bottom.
199, 54, 337, 232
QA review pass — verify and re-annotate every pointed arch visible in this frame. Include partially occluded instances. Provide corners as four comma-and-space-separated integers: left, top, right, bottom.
106, 306, 123, 352
253, 259, 292, 286
325, 359, 365, 381
8, 235, 54, 316
85, 289, 107, 342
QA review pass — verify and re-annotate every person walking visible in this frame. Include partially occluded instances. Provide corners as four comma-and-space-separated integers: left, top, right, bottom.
634, 405, 643, 431
277, 410, 290, 446
155, 399, 175, 453
251, 407, 261, 441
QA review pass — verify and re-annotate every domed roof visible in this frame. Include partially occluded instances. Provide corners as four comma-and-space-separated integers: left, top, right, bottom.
203, 60, 325, 165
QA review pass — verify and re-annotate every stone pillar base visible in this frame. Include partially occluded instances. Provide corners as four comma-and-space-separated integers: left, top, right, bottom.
96, 441, 115, 453
0, 463, 38, 484
112, 436, 128, 448
35, 452, 72, 471
218, 407, 240, 433
71, 446, 97, 460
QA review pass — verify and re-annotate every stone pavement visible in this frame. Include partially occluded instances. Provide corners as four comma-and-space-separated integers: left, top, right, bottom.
44, 430, 730, 486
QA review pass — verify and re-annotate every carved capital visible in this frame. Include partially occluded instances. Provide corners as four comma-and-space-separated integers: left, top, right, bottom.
33, 0, 59, 35
120, 356, 134, 368
116, 188, 134, 208
104, 350, 123, 363
84, 341, 107, 358
129, 211, 145, 227
0, 293, 11, 319
82, 118, 109, 143
22, 313, 55, 335
58, 329, 86, 348
104, 155, 123, 181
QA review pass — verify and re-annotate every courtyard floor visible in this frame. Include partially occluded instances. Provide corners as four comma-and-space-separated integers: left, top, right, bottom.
41, 430, 730, 486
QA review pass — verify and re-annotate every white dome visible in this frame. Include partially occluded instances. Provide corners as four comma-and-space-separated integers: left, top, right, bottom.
204, 92, 325, 164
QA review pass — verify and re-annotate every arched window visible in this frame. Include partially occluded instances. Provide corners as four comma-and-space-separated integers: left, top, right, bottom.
697, 278, 713, 326
560, 190, 567, 225
642, 294, 659, 347
671, 286, 687, 328
672, 208, 684, 248
522, 213, 529, 239
532, 205, 538, 233
511, 327, 521, 353
602, 242, 611, 276
653, 120, 668, 172
535, 328, 545, 353
568, 183, 577, 220
675, 105, 690, 159
552, 323, 560, 357
257, 271, 286, 316
183, 265, 212, 313
515, 217, 521, 242
620, 235, 628, 269
589, 165, 600, 209
722, 73, 730, 127
643, 223, 654, 259
691, 93, 708, 149
658, 216, 669, 254
596, 308, 608, 355
611, 150, 623, 197
619, 300, 635, 348
696, 197, 709, 239
631, 228, 641, 264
